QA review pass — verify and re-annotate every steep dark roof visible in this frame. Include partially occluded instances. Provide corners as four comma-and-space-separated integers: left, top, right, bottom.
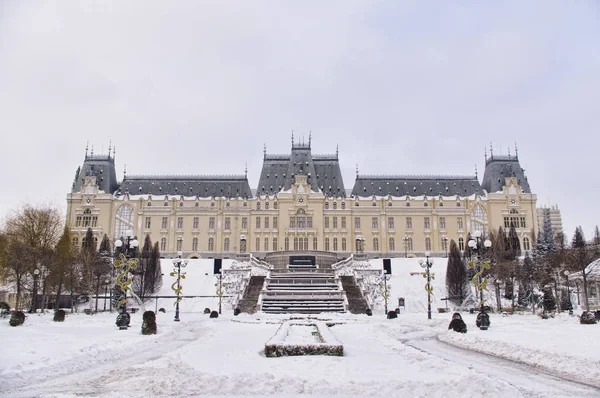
257, 143, 346, 196
119, 175, 253, 198
351, 175, 483, 197
72, 155, 119, 194
481, 155, 531, 194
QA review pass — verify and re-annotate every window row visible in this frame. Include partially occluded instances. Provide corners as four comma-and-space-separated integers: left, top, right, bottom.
504, 216, 526, 229
75, 209, 98, 228
145, 216, 279, 231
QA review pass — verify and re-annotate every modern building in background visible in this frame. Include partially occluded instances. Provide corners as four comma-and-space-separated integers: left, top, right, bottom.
536, 205, 564, 240
66, 139, 538, 258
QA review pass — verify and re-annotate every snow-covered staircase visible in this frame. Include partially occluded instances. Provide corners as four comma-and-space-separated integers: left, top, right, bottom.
260, 267, 347, 314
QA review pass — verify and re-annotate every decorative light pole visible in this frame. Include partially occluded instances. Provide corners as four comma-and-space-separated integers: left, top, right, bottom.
114, 229, 139, 330
467, 230, 492, 330
103, 278, 110, 311
30, 268, 40, 313
419, 252, 434, 320
215, 269, 225, 315
171, 251, 188, 322
404, 236, 409, 258
564, 270, 572, 315
442, 236, 449, 258
38, 265, 49, 311
495, 280, 502, 312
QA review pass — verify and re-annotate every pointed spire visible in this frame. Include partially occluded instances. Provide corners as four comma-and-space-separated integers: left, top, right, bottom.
245, 163, 248, 179
309, 131, 312, 148
514, 141, 519, 158
85, 141, 89, 159
108, 140, 112, 159
356, 163, 359, 178
263, 143, 266, 158
484, 147, 488, 162
90, 145, 94, 157
291, 130, 294, 146
123, 164, 127, 178
508, 146, 511, 157
475, 164, 478, 179
112, 145, 116, 161
336, 144, 339, 159
489, 142, 494, 157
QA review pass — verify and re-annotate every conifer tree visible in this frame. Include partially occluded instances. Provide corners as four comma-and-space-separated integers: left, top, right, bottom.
53, 227, 75, 312
567, 226, 599, 310
445, 239, 469, 306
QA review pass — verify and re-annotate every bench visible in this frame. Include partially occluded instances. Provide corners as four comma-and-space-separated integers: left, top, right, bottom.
437, 308, 449, 313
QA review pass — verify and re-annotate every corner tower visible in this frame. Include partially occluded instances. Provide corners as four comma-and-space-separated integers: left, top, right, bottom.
72, 144, 119, 194
481, 150, 531, 194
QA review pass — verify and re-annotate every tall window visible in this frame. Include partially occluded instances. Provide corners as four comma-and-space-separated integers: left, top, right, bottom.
145, 217, 151, 229
457, 217, 464, 231
208, 237, 214, 252
425, 237, 431, 251
264, 238, 269, 251
72, 236, 79, 248
307, 217, 312, 228
209, 217, 215, 230
342, 237, 347, 251
265, 217, 269, 229
355, 217, 361, 229
240, 239, 246, 253
285, 237, 290, 251
273, 237, 278, 251
407, 237, 413, 251
224, 217, 231, 230
373, 237, 379, 251
298, 216, 306, 229
424, 217, 430, 230
333, 202, 337, 210
389, 237, 395, 251
91, 215, 98, 228
176, 238, 182, 251
255, 237, 260, 251
75, 215, 82, 227
304, 237, 308, 251
520, 217, 526, 228
459, 237, 464, 251
388, 217, 394, 230
265, 202, 269, 210
290, 217, 296, 228
224, 238, 230, 252
273, 202, 278, 209
325, 217, 330, 229
241, 217, 248, 230
256, 202, 261, 210
177, 217, 183, 229
372, 217, 378, 230
325, 237, 330, 251
294, 237, 299, 251
333, 217, 338, 229
256, 217, 261, 229
439, 217, 446, 230
406, 217, 412, 230
341, 217, 346, 229
313, 237, 318, 250
192, 237, 198, 251
83, 208, 92, 227
193, 217, 199, 229
115, 205, 134, 239
160, 237, 166, 251
333, 237, 338, 251
523, 237, 530, 251
441, 237, 448, 252
162, 217, 168, 229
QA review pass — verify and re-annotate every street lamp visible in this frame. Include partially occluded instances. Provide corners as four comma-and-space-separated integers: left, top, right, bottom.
495, 280, 502, 312
419, 252, 434, 320
103, 278, 110, 311
114, 229, 139, 330
404, 236, 409, 258
171, 251, 188, 322
468, 230, 492, 331
382, 268, 391, 314
30, 268, 40, 313
564, 270, 572, 315
442, 236, 449, 258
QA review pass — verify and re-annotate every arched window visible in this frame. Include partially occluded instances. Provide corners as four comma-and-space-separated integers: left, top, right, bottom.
256, 202, 261, 210
160, 237, 166, 251
341, 202, 346, 209
240, 238, 247, 253
333, 237, 338, 251
115, 205, 134, 240
273, 202, 278, 209
407, 237, 413, 251
264, 237, 269, 252
340, 237, 346, 251
373, 237, 379, 252
325, 237, 330, 251
304, 237, 308, 251
294, 237, 299, 251
441, 237, 448, 252
273, 238, 278, 251
389, 237, 395, 251
285, 237, 290, 251
265, 202, 269, 210
192, 237, 198, 251
255, 237, 260, 252
333, 202, 337, 210
425, 237, 431, 251
224, 238, 230, 252
510, 209, 518, 214
523, 237, 530, 251
71, 236, 79, 248
176, 238, 183, 251
208, 237, 214, 252
458, 237, 464, 251
313, 237, 318, 250
82, 208, 92, 227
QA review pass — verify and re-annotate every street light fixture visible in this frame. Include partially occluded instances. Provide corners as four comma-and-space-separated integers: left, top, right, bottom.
114, 229, 139, 330
442, 236, 449, 258
564, 270, 572, 315
468, 230, 492, 330
403, 236, 409, 258
30, 268, 40, 313
103, 278, 110, 311
419, 252, 434, 320
171, 251, 188, 322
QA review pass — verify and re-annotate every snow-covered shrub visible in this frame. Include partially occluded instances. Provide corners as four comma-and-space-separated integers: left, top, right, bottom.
387, 310, 397, 319
115, 312, 131, 327
203, 308, 211, 314
53, 309, 66, 322
580, 311, 597, 325
542, 288, 556, 312
141, 311, 157, 335
365, 309, 372, 316
233, 308, 241, 316
475, 312, 490, 328
209, 310, 219, 318
9, 311, 25, 327
158, 308, 165, 313
0, 302, 9, 311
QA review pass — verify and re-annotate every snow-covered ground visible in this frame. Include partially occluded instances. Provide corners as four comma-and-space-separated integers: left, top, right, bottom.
2, 256, 599, 397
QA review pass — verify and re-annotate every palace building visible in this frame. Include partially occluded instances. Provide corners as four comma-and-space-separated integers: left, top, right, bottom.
66, 138, 537, 258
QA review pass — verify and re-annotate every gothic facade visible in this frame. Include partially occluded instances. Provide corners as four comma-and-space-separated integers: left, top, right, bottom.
66, 140, 537, 258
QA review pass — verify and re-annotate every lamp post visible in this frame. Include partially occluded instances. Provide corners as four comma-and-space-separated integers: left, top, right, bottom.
30, 268, 40, 313
103, 278, 110, 311
564, 270, 572, 315
382, 268, 391, 314
419, 252, 434, 320
38, 265, 48, 312
171, 251, 188, 322
495, 280, 502, 312
404, 236, 409, 258
442, 236, 449, 258
468, 230, 492, 331
114, 229, 139, 330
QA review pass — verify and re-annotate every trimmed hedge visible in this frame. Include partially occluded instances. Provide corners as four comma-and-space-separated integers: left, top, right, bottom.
53, 309, 66, 322
233, 308, 241, 316
142, 311, 157, 335
9, 311, 25, 327
580, 311, 597, 325
387, 310, 398, 319
209, 311, 219, 318
204, 308, 211, 314
115, 312, 131, 327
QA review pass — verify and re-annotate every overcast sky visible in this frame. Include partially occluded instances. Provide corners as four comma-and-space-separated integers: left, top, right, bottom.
1, 1, 599, 240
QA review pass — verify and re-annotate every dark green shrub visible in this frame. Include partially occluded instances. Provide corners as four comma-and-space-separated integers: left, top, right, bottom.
209, 310, 218, 318
142, 311, 157, 335
204, 308, 211, 314
580, 311, 597, 325
365, 309, 372, 316
115, 312, 131, 327
233, 308, 241, 316
0, 302, 10, 311
158, 308, 166, 313
476, 312, 491, 328
53, 309, 66, 322
9, 311, 25, 327
387, 310, 397, 319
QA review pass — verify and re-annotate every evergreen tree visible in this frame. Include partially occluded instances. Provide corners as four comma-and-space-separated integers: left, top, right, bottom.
445, 240, 469, 306
53, 227, 74, 312
593, 226, 600, 246
542, 287, 556, 312
566, 226, 599, 310
133, 235, 153, 300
